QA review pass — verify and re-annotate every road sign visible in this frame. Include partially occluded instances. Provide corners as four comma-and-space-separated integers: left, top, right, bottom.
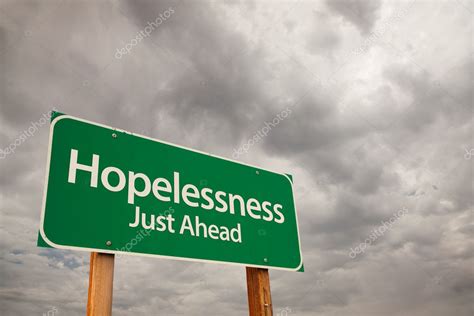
39, 113, 303, 271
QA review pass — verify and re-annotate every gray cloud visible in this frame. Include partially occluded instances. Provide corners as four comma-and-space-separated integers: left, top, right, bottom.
326, 0, 382, 34
0, 0, 472, 316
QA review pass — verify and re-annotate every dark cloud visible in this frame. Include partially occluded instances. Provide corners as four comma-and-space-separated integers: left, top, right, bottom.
121, 0, 272, 147
0, 0, 472, 315
306, 10, 341, 56
326, 0, 382, 34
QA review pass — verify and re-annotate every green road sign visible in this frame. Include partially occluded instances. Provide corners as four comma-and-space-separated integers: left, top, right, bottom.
39, 113, 303, 271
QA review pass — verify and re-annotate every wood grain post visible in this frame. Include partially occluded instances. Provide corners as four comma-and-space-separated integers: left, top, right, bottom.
246, 267, 273, 316
87, 252, 115, 316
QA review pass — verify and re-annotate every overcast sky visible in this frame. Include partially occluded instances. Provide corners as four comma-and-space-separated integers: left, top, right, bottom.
0, 0, 473, 315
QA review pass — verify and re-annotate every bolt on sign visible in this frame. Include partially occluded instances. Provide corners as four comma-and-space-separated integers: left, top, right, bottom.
38, 113, 303, 271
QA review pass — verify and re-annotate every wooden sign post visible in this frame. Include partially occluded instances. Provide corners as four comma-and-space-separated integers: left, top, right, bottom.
246, 267, 273, 316
87, 252, 115, 316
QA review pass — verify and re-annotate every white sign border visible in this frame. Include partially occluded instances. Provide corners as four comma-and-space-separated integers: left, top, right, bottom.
39, 114, 304, 272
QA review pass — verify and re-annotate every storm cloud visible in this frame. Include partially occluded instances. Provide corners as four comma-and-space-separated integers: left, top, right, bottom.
0, 0, 472, 315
